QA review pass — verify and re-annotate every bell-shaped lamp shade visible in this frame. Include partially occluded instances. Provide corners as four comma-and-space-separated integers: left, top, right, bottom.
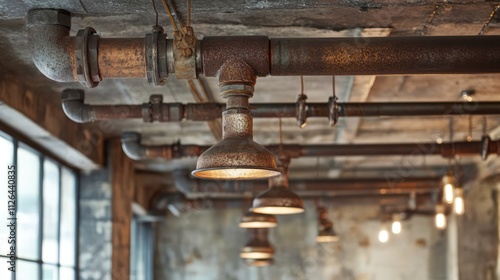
251, 185, 305, 215
239, 212, 278, 229
316, 227, 340, 243
191, 102, 281, 183
240, 238, 274, 259
245, 258, 274, 267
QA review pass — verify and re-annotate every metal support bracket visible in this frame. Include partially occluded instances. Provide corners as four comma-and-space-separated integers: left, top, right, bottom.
296, 94, 308, 128
481, 135, 491, 160
173, 26, 198, 79
328, 96, 339, 127
75, 27, 100, 88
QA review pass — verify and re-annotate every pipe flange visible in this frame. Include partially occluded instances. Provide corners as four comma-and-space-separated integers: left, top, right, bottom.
296, 94, 307, 128
328, 96, 339, 127
480, 135, 491, 161
150, 94, 163, 121
146, 27, 168, 86
75, 27, 100, 88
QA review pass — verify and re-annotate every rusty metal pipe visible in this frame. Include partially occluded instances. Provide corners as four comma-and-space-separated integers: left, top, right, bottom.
98, 38, 146, 78
270, 36, 500, 75
122, 132, 500, 161
62, 90, 500, 123
27, 9, 75, 82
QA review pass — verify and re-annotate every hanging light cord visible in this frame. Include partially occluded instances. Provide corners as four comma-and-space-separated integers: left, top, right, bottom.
151, 0, 159, 27
483, 116, 488, 136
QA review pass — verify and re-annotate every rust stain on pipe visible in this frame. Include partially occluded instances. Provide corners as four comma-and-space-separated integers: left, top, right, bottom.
98, 38, 146, 78
270, 36, 500, 75
202, 36, 270, 77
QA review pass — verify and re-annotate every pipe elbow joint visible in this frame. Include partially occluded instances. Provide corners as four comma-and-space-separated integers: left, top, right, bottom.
61, 89, 91, 123
27, 9, 74, 82
121, 132, 147, 161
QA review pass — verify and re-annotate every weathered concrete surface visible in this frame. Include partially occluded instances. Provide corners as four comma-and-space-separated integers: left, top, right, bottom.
457, 175, 499, 280
155, 201, 445, 280
79, 168, 112, 280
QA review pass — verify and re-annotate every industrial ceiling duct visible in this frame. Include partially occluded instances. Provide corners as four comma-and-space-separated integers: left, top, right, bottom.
192, 59, 279, 180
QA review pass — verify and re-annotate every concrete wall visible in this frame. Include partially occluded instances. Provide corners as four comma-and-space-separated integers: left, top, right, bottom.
154, 201, 446, 280
457, 175, 499, 280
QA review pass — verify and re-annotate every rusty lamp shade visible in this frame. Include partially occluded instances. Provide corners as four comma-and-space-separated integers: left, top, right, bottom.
239, 212, 278, 229
245, 258, 274, 267
240, 238, 274, 259
316, 226, 340, 243
192, 137, 280, 180
192, 98, 280, 180
251, 185, 305, 215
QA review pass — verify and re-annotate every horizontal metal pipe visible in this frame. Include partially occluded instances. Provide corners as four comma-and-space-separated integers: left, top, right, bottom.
62, 90, 500, 123
122, 132, 500, 160
270, 36, 500, 75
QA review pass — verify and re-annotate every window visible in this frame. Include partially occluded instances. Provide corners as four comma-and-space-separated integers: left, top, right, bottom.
131, 217, 153, 280
0, 131, 78, 280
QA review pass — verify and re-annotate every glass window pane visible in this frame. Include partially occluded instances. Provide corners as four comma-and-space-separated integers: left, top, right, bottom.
0, 257, 14, 280
43, 264, 58, 280
17, 260, 40, 280
59, 168, 76, 267
0, 136, 14, 255
59, 266, 75, 280
42, 160, 60, 264
17, 147, 41, 260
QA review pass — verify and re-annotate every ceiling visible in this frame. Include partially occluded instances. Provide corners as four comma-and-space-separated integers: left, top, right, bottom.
1, 1, 500, 178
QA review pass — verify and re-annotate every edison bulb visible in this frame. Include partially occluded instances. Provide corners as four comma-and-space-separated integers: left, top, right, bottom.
392, 221, 402, 234
443, 183, 454, 204
378, 228, 389, 243
453, 188, 465, 215
435, 205, 446, 230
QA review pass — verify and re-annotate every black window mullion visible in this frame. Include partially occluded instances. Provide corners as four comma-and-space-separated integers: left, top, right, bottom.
74, 172, 80, 280
38, 156, 44, 280
12, 139, 17, 280
57, 166, 62, 280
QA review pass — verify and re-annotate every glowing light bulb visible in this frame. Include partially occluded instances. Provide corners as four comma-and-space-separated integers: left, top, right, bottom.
454, 188, 465, 215
392, 221, 402, 235
435, 205, 447, 230
442, 174, 454, 204
378, 227, 389, 243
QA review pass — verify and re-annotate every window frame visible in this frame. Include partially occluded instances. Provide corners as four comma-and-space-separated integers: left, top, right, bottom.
0, 131, 79, 280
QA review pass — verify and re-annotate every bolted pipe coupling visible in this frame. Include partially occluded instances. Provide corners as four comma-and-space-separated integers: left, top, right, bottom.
145, 26, 169, 86
75, 27, 101, 88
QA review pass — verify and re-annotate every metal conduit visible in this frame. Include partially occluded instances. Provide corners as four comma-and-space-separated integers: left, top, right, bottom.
28, 9, 500, 88
62, 89, 500, 124
121, 132, 499, 161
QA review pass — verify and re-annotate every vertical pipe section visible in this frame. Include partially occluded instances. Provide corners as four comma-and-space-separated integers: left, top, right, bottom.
270, 36, 500, 75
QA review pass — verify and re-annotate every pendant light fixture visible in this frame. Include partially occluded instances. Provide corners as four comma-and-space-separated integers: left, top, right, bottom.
442, 171, 455, 204
192, 59, 280, 180
239, 212, 278, 229
435, 204, 447, 230
453, 188, 465, 215
251, 119, 305, 215
240, 228, 274, 260
316, 207, 339, 243
251, 157, 305, 215
378, 223, 390, 243
391, 213, 402, 235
